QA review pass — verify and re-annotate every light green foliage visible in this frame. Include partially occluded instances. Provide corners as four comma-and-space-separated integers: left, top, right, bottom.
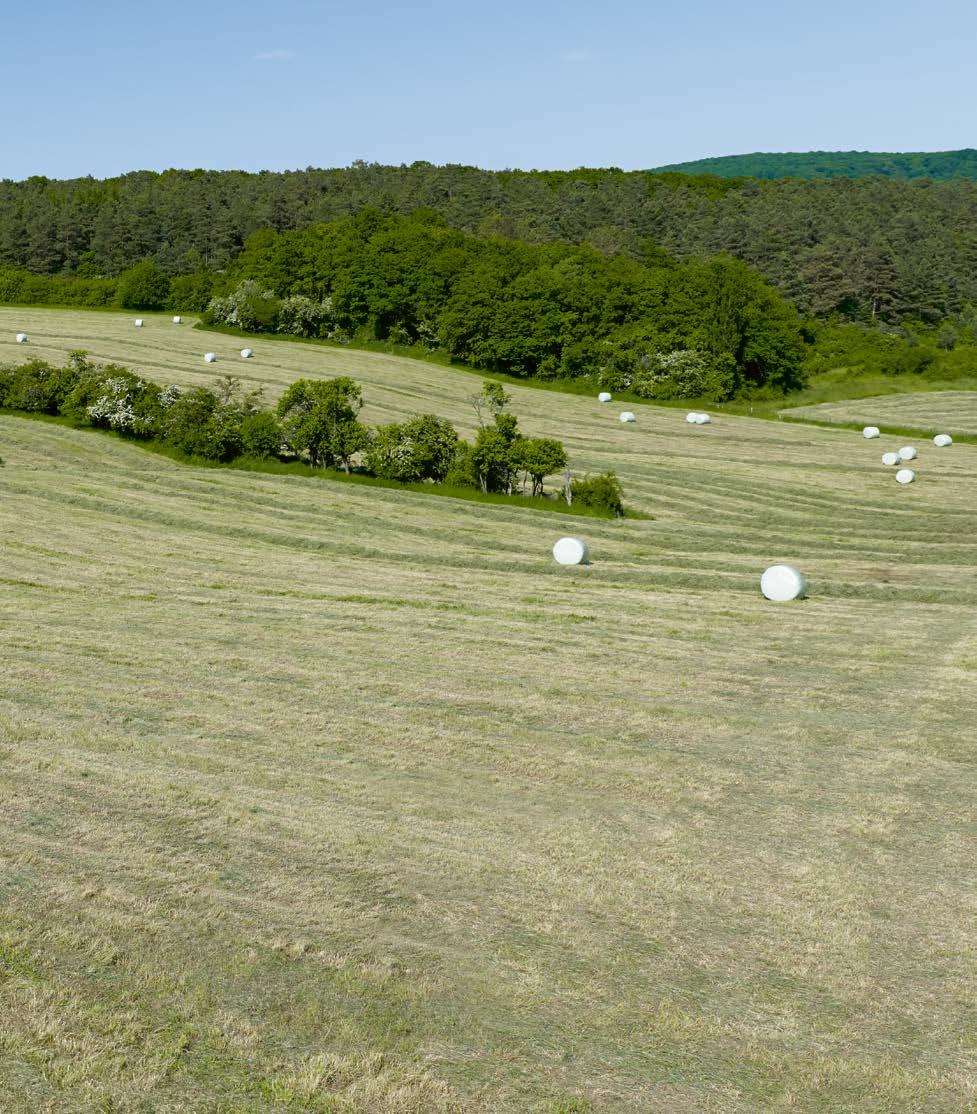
364, 414, 459, 483
276, 376, 369, 471
511, 436, 567, 496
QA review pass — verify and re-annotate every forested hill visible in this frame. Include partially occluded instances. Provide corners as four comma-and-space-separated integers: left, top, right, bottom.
651, 149, 977, 181
4, 162, 977, 324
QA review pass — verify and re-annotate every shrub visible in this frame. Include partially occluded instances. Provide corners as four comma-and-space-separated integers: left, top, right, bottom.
571, 471, 625, 517
116, 260, 171, 310
278, 294, 334, 337
206, 280, 281, 333
62, 363, 163, 437
240, 411, 282, 459
169, 272, 223, 312
1, 357, 79, 414
364, 414, 459, 482
276, 377, 369, 471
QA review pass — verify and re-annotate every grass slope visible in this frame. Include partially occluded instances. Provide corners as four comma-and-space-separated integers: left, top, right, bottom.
650, 148, 977, 180
782, 391, 977, 437
2, 309, 977, 1111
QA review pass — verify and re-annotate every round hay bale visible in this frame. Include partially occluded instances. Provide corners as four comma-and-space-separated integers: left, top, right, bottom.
863, 426, 880, 439
898, 446, 917, 461
934, 433, 953, 447
760, 564, 807, 602
598, 391, 612, 403
619, 411, 636, 423
895, 468, 915, 484
204, 352, 217, 364
15, 333, 27, 343
134, 318, 144, 327
240, 348, 253, 359
694, 413, 711, 425
881, 451, 900, 466
553, 537, 589, 566
172, 315, 182, 324
686, 412, 700, 423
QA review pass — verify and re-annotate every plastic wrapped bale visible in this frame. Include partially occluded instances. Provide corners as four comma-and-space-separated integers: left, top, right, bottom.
598, 391, 612, 403
134, 318, 144, 327
863, 426, 880, 439
898, 446, 917, 461
240, 348, 253, 359
172, 315, 182, 324
204, 352, 217, 363
881, 451, 900, 466
686, 412, 701, 423
15, 333, 27, 343
694, 413, 711, 425
760, 565, 807, 602
619, 411, 636, 423
934, 434, 953, 447
895, 469, 915, 485
553, 537, 589, 566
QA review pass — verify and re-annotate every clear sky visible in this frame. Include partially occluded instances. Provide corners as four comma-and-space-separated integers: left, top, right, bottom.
4, 0, 976, 180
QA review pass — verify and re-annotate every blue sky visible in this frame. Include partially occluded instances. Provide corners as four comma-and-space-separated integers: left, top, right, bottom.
4, 0, 976, 179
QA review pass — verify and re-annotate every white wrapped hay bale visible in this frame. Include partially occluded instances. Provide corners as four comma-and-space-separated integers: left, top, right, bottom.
204, 352, 217, 363
760, 565, 807, 602
172, 315, 182, 324
240, 348, 253, 359
619, 411, 636, 423
553, 537, 589, 566
863, 426, 880, 439
694, 413, 711, 425
895, 469, 915, 485
598, 391, 612, 402
134, 318, 144, 327
934, 433, 953, 447
686, 412, 700, 424
881, 451, 900, 466
15, 333, 27, 343
898, 446, 917, 461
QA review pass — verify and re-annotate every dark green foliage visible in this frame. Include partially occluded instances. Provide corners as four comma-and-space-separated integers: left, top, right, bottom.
651, 149, 977, 181
570, 471, 625, 517
275, 376, 370, 471
0, 357, 79, 414
364, 414, 459, 482
169, 271, 224, 312
116, 260, 171, 310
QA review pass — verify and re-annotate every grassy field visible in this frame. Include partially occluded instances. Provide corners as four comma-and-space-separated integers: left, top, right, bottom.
2, 308, 977, 1112
782, 391, 977, 437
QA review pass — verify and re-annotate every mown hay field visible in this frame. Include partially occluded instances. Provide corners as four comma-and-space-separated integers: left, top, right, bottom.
782, 390, 977, 436
2, 308, 977, 1112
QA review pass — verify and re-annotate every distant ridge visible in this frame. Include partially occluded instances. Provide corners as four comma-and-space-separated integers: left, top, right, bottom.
650, 149, 977, 181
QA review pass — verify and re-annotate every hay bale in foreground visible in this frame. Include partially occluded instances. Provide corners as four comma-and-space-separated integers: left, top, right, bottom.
898, 446, 917, 461
619, 411, 636, 423
204, 352, 217, 363
598, 391, 612, 402
694, 413, 711, 425
760, 565, 807, 602
240, 348, 253, 358
895, 468, 915, 484
863, 426, 880, 439
934, 434, 953, 447
881, 451, 900, 466
686, 412, 701, 423
553, 537, 589, 566
134, 319, 143, 327
172, 316, 182, 324
15, 333, 27, 343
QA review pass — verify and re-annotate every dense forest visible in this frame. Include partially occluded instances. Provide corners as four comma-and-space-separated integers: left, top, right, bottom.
651, 149, 977, 181
4, 163, 977, 327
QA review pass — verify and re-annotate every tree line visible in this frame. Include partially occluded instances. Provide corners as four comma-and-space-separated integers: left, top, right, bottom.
652, 149, 977, 182
3, 161, 977, 327
0, 354, 625, 515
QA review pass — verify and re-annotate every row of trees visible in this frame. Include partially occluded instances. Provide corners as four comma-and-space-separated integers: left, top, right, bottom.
206, 209, 808, 400
0, 355, 625, 514
3, 162, 977, 326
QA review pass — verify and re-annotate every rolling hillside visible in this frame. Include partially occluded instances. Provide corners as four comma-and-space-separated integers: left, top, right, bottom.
651, 148, 977, 179
3, 309, 977, 1111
